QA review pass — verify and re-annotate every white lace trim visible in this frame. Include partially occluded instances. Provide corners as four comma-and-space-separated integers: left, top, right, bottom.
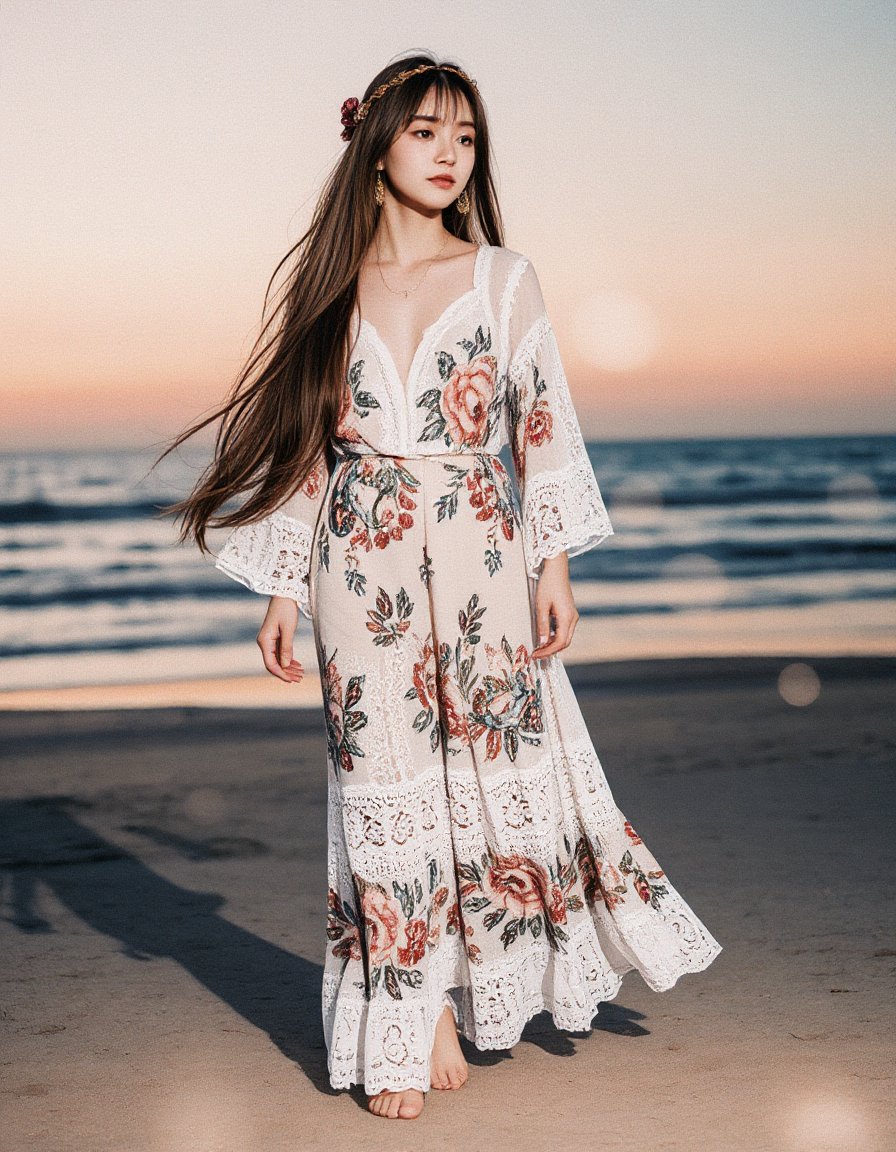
324, 902, 721, 1094
213, 510, 315, 619
522, 461, 615, 578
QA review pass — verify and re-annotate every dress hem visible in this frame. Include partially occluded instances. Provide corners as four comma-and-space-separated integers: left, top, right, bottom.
326, 936, 723, 1093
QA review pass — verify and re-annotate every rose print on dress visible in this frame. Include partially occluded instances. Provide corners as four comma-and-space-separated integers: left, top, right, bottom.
405, 627, 476, 754
361, 884, 407, 968
435, 644, 472, 750
595, 858, 629, 912
436, 594, 543, 762
320, 644, 368, 775
440, 355, 496, 444
434, 593, 483, 758
354, 857, 452, 1000
456, 843, 579, 959
523, 364, 553, 447
329, 456, 420, 597
506, 360, 554, 486
468, 636, 543, 762
416, 327, 500, 448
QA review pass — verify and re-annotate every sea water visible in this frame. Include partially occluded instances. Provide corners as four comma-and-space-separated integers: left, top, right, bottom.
1, 435, 893, 689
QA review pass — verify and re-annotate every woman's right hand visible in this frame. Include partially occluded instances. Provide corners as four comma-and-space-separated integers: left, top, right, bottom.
257, 596, 304, 683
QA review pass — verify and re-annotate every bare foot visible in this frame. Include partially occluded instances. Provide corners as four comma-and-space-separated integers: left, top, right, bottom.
367, 1086, 425, 1119
365, 1002, 468, 1117
430, 1002, 469, 1090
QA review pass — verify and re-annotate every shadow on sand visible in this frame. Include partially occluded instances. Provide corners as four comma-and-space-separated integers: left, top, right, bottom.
1, 793, 649, 1108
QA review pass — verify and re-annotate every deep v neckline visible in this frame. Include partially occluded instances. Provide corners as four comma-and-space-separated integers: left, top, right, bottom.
356, 244, 486, 392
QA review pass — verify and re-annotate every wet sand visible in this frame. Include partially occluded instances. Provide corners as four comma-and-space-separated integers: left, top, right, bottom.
1, 655, 893, 1150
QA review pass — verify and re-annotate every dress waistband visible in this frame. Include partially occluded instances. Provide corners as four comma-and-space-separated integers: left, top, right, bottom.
333, 447, 501, 462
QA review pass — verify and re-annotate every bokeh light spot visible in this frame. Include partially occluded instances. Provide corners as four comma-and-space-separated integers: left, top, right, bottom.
777, 662, 821, 706
826, 471, 884, 521
609, 475, 665, 529
781, 1088, 871, 1149
183, 786, 228, 825
659, 552, 729, 606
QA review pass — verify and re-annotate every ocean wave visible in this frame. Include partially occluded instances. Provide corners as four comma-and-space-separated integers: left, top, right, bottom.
0, 578, 222, 608
0, 630, 258, 660
1, 436, 893, 673
0, 499, 173, 525
3, 482, 895, 527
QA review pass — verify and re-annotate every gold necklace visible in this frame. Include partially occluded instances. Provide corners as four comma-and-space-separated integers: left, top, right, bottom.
375, 232, 452, 299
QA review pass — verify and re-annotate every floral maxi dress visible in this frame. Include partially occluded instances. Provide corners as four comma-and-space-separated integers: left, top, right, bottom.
213, 244, 723, 1093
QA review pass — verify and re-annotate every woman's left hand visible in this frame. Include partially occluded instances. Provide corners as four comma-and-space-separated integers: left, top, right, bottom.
530, 552, 579, 659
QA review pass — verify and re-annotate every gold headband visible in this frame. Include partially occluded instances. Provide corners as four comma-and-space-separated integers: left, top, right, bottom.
340, 64, 478, 141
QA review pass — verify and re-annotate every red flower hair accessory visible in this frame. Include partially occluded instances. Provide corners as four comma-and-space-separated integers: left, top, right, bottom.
339, 63, 477, 143
340, 97, 360, 141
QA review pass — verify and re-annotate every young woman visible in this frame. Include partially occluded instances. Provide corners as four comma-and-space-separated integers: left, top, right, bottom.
159, 53, 722, 1121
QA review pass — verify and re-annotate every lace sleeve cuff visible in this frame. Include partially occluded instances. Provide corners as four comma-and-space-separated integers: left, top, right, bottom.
522, 461, 614, 579
213, 510, 315, 620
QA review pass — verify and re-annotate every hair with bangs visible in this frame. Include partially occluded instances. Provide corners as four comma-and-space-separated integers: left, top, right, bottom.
155, 52, 504, 553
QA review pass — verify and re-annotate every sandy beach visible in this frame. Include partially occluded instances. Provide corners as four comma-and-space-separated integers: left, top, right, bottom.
2, 654, 893, 1151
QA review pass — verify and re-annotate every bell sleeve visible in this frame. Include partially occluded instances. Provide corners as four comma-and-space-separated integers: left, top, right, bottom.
505, 259, 614, 579
212, 452, 328, 620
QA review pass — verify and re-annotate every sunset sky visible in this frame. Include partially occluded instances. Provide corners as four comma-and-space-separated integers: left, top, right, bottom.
2, 0, 894, 449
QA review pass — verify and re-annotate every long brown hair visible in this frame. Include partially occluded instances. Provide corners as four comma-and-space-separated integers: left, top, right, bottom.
154, 52, 505, 553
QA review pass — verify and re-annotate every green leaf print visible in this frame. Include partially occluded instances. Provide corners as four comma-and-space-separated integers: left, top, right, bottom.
321, 649, 368, 775
345, 567, 367, 597
348, 360, 380, 417
345, 675, 364, 709
437, 350, 457, 380
457, 325, 491, 360
433, 462, 469, 523
418, 417, 447, 443
416, 386, 447, 443
418, 387, 441, 407
365, 584, 414, 646
393, 879, 415, 921
316, 520, 330, 573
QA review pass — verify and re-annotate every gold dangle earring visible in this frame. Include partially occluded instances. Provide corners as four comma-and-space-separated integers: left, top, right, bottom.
456, 187, 470, 215
375, 170, 385, 208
